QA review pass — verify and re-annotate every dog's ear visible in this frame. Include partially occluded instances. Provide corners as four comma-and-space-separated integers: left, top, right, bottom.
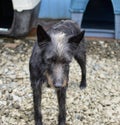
68, 30, 85, 48
37, 25, 51, 47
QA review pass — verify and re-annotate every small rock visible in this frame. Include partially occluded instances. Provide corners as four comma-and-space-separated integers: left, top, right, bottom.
7, 95, 13, 100
14, 39, 22, 43
111, 97, 120, 104
4, 68, 8, 73
4, 109, 10, 117
104, 108, 114, 118
0, 79, 2, 84
4, 43, 20, 49
99, 41, 104, 45
26, 104, 33, 111
12, 102, 20, 109
93, 64, 101, 71
100, 99, 111, 106
0, 39, 4, 43
8, 88, 13, 93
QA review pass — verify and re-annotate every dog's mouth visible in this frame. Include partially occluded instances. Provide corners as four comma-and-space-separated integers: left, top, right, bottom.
45, 72, 67, 88
54, 79, 67, 88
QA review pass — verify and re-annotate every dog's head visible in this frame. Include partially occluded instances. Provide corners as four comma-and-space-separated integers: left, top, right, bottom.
37, 25, 85, 88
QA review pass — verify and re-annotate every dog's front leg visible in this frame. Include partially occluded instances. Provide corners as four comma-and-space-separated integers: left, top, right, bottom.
32, 80, 42, 125
75, 54, 86, 89
57, 88, 66, 125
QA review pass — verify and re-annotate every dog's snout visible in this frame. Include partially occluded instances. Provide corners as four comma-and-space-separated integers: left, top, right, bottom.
54, 79, 63, 88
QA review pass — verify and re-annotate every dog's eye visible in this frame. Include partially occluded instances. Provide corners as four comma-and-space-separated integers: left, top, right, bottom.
61, 59, 70, 64
47, 58, 51, 62
52, 57, 56, 62
47, 57, 56, 63
62, 60, 67, 64
47, 58, 52, 63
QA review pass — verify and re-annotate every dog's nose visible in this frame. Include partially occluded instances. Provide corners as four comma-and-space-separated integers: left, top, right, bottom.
54, 80, 63, 88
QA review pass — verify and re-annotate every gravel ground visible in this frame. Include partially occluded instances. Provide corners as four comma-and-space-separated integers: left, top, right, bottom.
0, 37, 120, 125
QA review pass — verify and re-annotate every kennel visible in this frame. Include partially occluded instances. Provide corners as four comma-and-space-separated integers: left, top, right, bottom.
70, 0, 120, 39
0, 0, 40, 37
39, 0, 71, 19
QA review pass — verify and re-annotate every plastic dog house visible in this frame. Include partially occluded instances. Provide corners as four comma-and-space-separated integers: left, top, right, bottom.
0, 0, 40, 37
70, 0, 120, 39
1, 0, 120, 39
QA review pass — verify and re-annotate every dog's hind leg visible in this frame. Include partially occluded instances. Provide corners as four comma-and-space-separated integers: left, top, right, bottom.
74, 52, 86, 89
57, 88, 66, 125
31, 80, 43, 125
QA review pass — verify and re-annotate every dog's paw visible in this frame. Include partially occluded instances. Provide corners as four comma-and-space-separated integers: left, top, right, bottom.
59, 122, 66, 125
80, 81, 86, 89
35, 121, 43, 125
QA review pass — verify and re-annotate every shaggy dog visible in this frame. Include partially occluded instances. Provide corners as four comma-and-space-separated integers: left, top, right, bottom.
29, 20, 86, 125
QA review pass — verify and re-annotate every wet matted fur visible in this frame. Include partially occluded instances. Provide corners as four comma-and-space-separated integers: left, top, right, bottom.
29, 20, 86, 125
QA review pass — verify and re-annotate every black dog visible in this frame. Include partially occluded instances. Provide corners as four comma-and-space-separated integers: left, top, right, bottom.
29, 20, 86, 125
